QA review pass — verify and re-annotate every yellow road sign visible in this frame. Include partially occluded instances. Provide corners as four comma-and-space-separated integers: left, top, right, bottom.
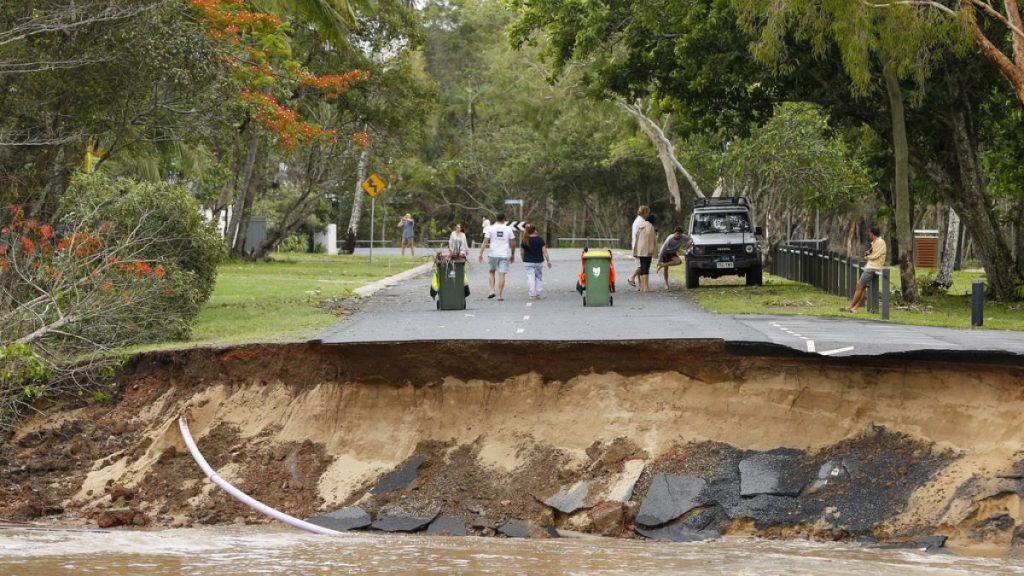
362, 173, 386, 197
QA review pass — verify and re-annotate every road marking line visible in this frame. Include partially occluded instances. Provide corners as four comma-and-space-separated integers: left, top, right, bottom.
526, 302, 533, 308
819, 346, 855, 356
523, 315, 530, 320
791, 333, 802, 338
516, 328, 525, 334
806, 340, 816, 353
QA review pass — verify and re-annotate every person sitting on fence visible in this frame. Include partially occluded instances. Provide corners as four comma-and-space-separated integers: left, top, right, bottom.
841, 225, 887, 314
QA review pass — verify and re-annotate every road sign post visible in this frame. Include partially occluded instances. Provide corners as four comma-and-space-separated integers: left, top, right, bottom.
369, 197, 376, 263
361, 173, 387, 264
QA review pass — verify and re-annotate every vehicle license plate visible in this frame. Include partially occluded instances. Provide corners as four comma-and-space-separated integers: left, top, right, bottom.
716, 262, 734, 269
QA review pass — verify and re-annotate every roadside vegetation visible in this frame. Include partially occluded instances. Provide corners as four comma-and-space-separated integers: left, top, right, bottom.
683, 269, 1024, 331
186, 254, 424, 346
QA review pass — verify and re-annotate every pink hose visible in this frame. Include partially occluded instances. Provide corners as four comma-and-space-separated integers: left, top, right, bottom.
178, 416, 341, 536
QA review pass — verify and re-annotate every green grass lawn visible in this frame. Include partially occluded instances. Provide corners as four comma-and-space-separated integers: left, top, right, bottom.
165, 253, 425, 348
679, 266, 1024, 331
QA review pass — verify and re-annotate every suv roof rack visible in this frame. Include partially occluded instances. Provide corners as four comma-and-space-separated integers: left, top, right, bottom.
694, 197, 750, 208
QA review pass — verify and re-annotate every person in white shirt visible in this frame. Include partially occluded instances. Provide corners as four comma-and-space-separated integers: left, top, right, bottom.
448, 223, 468, 256
628, 205, 650, 288
478, 213, 516, 300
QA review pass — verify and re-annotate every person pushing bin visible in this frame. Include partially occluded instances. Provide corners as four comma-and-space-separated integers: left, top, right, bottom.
576, 248, 615, 306
431, 252, 469, 310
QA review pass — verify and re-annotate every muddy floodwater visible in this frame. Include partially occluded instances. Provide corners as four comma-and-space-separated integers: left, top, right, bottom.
1, 527, 1023, 575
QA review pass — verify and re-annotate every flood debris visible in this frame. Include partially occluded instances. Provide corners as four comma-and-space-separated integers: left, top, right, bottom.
426, 516, 467, 537
635, 474, 707, 527
307, 507, 371, 531
371, 455, 424, 495
370, 502, 440, 532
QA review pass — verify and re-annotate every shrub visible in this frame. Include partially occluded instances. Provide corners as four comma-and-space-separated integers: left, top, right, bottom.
63, 172, 225, 339
280, 234, 308, 253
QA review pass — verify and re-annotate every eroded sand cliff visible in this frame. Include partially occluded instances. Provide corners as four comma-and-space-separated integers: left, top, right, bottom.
2, 342, 1022, 554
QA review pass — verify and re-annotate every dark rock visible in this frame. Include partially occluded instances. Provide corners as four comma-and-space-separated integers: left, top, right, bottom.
876, 535, 947, 551
672, 506, 722, 532
970, 514, 1015, 540
636, 474, 707, 527
497, 521, 557, 539
739, 452, 806, 497
589, 501, 625, 536
427, 516, 467, 537
371, 503, 439, 532
1012, 525, 1024, 548
543, 481, 590, 514
636, 522, 720, 542
371, 455, 425, 495
307, 507, 372, 531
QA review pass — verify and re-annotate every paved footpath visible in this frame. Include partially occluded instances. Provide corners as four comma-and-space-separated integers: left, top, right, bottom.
317, 248, 1024, 359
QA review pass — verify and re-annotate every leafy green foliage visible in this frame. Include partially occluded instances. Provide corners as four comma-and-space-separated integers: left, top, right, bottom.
722, 102, 872, 211
64, 172, 226, 338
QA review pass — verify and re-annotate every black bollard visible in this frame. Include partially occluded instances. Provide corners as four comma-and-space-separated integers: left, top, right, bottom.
881, 269, 890, 320
971, 280, 984, 327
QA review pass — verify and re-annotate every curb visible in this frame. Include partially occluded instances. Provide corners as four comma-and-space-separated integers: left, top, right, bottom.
354, 262, 433, 298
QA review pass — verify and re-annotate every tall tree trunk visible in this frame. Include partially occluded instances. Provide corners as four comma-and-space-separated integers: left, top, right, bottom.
1013, 203, 1024, 278
948, 106, 1021, 299
883, 67, 919, 303
934, 207, 960, 288
233, 142, 267, 256
344, 145, 370, 255
227, 128, 260, 250
617, 99, 704, 225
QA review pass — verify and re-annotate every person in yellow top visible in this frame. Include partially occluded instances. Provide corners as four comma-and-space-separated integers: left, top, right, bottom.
842, 225, 887, 313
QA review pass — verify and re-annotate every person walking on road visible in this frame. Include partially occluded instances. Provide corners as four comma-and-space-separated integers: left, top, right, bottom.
628, 205, 650, 288
479, 213, 516, 300
520, 223, 552, 299
655, 226, 689, 289
633, 213, 657, 293
398, 213, 416, 257
842, 225, 887, 313
449, 223, 468, 257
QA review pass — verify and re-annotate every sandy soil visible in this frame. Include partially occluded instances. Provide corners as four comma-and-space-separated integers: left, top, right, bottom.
0, 341, 1022, 553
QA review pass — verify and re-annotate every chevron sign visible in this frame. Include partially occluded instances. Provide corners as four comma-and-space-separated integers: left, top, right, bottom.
505, 221, 527, 231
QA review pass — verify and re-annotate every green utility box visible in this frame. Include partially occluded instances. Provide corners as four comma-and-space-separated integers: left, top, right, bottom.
434, 255, 467, 310
582, 250, 613, 307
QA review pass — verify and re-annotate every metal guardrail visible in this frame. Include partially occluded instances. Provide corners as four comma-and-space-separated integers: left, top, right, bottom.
770, 244, 890, 319
557, 237, 622, 248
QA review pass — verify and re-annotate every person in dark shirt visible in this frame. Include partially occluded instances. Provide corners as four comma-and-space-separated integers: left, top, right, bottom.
520, 223, 552, 299
655, 226, 690, 289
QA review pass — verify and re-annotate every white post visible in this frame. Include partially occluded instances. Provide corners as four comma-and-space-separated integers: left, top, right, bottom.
325, 224, 337, 255
369, 196, 376, 264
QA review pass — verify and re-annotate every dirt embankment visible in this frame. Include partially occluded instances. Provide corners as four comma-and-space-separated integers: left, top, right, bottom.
1, 341, 1023, 554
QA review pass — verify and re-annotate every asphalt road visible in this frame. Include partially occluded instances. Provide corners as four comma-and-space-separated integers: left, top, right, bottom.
317, 248, 1024, 359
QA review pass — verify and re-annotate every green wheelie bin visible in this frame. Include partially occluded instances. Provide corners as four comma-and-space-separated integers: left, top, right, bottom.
434, 254, 467, 310
582, 250, 613, 307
